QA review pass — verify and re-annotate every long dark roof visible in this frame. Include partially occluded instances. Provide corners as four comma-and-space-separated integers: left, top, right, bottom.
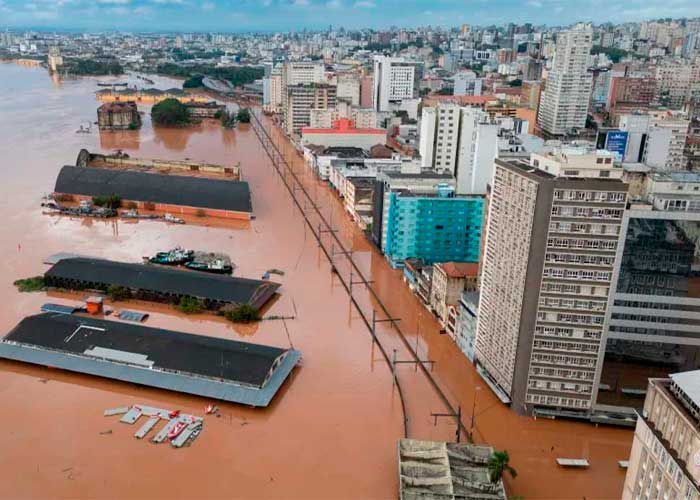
44, 258, 279, 310
5, 313, 287, 388
54, 166, 252, 213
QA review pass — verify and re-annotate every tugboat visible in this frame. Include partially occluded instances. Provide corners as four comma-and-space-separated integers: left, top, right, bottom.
148, 247, 194, 266
185, 259, 233, 275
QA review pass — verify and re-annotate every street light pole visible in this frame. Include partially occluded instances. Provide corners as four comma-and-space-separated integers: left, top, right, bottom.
470, 386, 482, 441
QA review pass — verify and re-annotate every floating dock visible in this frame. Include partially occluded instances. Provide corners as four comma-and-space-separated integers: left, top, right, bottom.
0, 313, 301, 407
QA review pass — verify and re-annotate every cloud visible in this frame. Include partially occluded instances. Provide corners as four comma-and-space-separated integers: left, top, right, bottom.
353, 0, 374, 6
150, 0, 185, 4
326, 0, 341, 7
201, 1, 215, 9
96, 0, 130, 4
527, 0, 543, 6
292, 0, 309, 6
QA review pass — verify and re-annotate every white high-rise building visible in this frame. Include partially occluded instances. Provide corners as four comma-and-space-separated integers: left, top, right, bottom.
419, 103, 499, 195
537, 24, 593, 136
372, 56, 416, 112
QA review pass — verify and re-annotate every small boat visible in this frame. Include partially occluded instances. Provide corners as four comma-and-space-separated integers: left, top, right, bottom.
164, 213, 185, 224
167, 420, 187, 440
149, 247, 194, 266
168, 409, 181, 419
205, 404, 217, 415
184, 259, 233, 275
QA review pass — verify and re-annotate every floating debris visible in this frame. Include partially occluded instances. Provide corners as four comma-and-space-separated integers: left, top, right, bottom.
164, 213, 185, 224
115, 310, 149, 323
105, 404, 204, 448
104, 407, 130, 417
134, 416, 160, 439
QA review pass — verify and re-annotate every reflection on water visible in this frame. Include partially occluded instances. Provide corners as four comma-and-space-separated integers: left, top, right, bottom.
99, 128, 141, 151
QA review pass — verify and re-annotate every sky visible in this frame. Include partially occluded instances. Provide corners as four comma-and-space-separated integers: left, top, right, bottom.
1, 0, 700, 32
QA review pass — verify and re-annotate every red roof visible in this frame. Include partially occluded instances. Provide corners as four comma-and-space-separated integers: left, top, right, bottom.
302, 118, 386, 135
437, 262, 479, 279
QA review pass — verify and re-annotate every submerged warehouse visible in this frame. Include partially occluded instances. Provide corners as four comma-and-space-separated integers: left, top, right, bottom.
0, 313, 301, 406
54, 165, 253, 219
44, 258, 280, 311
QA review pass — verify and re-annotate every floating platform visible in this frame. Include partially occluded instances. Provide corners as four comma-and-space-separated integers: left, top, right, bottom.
0, 313, 301, 407
44, 257, 280, 311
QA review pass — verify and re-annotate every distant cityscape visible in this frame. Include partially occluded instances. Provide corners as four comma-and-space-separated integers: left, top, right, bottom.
3, 15, 700, 499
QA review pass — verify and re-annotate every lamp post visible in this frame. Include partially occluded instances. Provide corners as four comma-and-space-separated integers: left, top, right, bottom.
470, 385, 482, 441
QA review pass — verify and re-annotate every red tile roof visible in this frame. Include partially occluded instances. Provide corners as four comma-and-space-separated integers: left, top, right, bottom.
437, 262, 479, 279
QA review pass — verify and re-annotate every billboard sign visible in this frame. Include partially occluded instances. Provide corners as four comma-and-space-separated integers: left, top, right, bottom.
605, 130, 629, 162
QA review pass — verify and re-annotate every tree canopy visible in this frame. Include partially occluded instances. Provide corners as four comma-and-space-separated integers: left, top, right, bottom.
151, 98, 192, 126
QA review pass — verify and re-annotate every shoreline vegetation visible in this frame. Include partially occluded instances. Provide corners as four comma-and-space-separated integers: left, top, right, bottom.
156, 63, 263, 89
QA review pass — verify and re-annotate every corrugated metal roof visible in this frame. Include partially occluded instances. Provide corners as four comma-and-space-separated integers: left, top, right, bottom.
45, 258, 279, 309
0, 316, 301, 406
54, 166, 252, 214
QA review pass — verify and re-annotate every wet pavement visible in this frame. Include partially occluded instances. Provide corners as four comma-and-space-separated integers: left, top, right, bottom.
0, 62, 632, 499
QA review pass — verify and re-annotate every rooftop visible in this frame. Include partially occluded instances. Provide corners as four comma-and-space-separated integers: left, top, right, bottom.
54, 166, 252, 214
0, 313, 300, 406
398, 439, 506, 500
670, 370, 700, 409
44, 257, 279, 310
302, 118, 386, 136
437, 262, 479, 279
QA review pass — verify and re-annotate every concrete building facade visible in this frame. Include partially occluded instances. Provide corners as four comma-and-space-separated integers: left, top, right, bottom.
372, 56, 416, 112
284, 84, 337, 136
622, 372, 700, 500
475, 151, 628, 415
537, 25, 594, 136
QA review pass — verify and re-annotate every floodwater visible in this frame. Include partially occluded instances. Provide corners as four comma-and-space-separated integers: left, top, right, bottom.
0, 62, 632, 499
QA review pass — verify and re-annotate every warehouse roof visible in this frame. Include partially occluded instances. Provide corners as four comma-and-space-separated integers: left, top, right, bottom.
0, 313, 301, 405
44, 258, 279, 310
54, 165, 252, 214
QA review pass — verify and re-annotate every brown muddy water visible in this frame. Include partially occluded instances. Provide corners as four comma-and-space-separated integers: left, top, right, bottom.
0, 63, 632, 499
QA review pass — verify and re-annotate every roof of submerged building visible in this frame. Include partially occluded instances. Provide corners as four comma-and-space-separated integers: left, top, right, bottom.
44, 257, 279, 310
54, 165, 252, 214
0, 313, 301, 406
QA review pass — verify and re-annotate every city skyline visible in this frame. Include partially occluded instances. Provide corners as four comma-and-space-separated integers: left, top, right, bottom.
2, 0, 700, 32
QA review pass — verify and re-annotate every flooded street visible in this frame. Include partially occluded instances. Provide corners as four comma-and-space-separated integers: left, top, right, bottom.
0, 62, 632, 499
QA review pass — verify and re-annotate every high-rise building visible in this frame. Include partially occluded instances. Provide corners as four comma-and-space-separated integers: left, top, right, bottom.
596, 172, 700, 412
281, 61, 326, 124
621, 371, 700, 500
475, 146, 628, 416
419, 103, 499, 195
284, 84, 336, 136
371, 173, 484, 268
537, 25, 594, 136
372, 56, 416, 112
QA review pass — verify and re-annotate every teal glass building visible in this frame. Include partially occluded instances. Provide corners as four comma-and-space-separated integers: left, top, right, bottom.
382, 184, 484, 268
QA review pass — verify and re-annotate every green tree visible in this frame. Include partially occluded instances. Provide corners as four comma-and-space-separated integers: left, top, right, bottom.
236, 108, 251, 123
488, 450, 517, 484
224, 304, 260, 323
183, 74, 205, 88
151, 98, 192, 126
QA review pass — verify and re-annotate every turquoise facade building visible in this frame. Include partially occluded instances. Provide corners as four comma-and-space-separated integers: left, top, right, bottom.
382, 184, 484, 268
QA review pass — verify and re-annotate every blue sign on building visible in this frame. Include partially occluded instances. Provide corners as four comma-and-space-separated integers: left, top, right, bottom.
605, 130, 629, 162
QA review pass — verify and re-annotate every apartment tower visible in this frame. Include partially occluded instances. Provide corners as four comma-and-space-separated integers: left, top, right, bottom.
537, 24, 593, 136
475, 146, 628, 416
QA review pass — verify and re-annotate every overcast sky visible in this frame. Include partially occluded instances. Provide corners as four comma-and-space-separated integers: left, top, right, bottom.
1, 0, 700, 32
